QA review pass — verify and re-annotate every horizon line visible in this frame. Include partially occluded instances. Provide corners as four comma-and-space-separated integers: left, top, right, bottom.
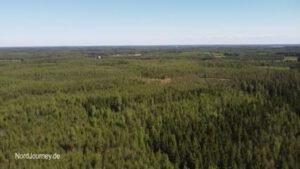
1, 43, 300, 48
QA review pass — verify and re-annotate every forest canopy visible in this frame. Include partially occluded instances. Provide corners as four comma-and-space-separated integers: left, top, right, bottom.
0, 46, 299, 169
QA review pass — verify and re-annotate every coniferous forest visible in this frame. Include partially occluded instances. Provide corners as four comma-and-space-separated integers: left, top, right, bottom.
0, 46, 299, 169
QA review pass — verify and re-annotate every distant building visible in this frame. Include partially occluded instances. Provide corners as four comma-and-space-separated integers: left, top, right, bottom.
133, 53, 142, 57
129, 53, 142, 57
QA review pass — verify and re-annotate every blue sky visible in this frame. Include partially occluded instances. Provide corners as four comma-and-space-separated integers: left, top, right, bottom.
0, 0, 299, 46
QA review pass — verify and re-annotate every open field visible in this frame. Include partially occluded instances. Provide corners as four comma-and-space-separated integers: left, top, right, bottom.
0, 46, 299, 169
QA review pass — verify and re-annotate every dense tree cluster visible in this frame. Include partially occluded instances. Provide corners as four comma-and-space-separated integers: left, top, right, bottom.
0, 47, 299, 168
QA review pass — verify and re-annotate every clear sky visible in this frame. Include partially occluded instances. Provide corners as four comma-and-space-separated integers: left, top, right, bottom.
0, 0, 299, 46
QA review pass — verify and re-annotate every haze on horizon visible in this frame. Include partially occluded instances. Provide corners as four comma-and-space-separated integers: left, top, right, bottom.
0, 0, 299, 47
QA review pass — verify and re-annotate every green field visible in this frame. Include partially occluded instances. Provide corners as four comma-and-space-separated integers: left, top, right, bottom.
283, 56, 298, 62
0, 46, 299, 169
